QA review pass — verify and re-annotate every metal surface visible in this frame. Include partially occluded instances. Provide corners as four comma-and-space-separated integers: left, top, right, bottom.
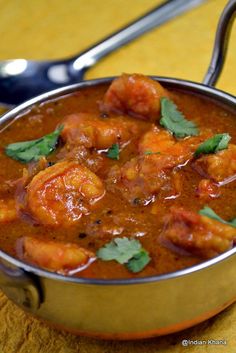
0, 76, 235, 338
0, 259, 41, 311
0, 0, 235, 339
203, 0, 236, 86
0, 0, 205, 106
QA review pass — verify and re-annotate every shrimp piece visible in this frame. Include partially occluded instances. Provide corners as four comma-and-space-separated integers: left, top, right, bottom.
107, 129, 193, 203
193, 144, 236, 183
139, 125, 212, 158
139, 126, 192, 163
107, 153, 182, 204
27, 161, 105, 226
61, 113, 141, 150
0, 199, 17, 223
107, 127, 212, 203
196, 179, 220, 200
100, 73, 169, 122
162, 207, 236, 258
56, 145, 105, 173
21, 237, 95, 274
139, 126, 175, 155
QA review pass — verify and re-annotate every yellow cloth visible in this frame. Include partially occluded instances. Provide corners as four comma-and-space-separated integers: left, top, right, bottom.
1, 290, 236, 352
0, 0, 236, 352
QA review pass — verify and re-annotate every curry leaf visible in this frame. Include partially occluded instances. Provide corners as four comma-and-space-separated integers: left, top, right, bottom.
160, 97, 199, 138
194, 133, 231, 158
199, 206, 236, 228
107, 143, 119, 160
5, 125, 63, 163
126, 250, 151, 273
97, 237, 150, 272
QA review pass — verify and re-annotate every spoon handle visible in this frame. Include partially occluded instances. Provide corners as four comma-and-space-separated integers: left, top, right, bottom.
69, 0, 206, 75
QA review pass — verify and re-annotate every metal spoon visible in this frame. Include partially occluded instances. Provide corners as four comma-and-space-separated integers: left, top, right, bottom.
0, 0, 205, 106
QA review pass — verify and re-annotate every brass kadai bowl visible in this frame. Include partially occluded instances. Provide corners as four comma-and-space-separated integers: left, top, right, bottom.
0, 1, 236, 340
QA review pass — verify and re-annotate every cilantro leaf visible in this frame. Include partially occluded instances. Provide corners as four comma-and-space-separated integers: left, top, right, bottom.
144, 151, 161, 155
5, 125, 63, 163
97, 237, 150, 272
107, 143, 119, 160
97, 237, 141, 264
194, 133, 231, 158
126, 250, 151, 273
160, 97, 199, 138
199, 206, 236, 228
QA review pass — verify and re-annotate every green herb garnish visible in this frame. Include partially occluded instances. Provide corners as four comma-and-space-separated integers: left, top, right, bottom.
144, 151, 161, 155
160, 97, 199, 138
107, 143, 119, 160
126, 250, 151, 273
97, 237, 150, 273
194, 133, 231, 158
97, 237, 141, 264
5, 125, 63, 163
199, 206, 236, 228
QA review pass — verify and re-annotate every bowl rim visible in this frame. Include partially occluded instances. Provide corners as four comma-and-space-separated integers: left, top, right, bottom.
0, 75, 236, 286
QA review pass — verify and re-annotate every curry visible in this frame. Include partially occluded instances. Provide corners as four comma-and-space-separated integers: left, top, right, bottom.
0, 73, 235, 279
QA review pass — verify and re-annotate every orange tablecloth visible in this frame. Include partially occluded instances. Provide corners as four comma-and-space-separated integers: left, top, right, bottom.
0, 0, 236, 352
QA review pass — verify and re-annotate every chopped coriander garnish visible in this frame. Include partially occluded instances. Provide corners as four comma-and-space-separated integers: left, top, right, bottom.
126, 250, 150, 273
194, 133, 231, 158
96, 237, 150, 273
5, 125, 63, 163
199, 206, 236, 228
160, 97, 199, 138
97, 237, 141, 264
107, 143, 119, 160
144, 151, 161, 155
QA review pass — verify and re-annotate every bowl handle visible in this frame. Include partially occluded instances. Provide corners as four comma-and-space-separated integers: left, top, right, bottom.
203, 0, 236, 87
0, 259, 41, 311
